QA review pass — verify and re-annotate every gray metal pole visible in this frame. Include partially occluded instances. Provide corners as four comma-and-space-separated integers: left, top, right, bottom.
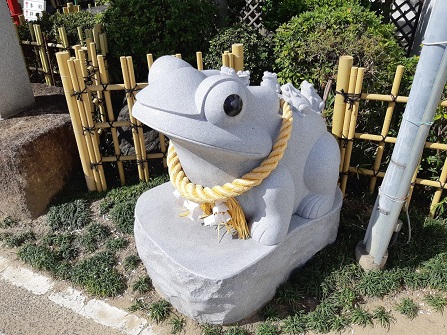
359, 1, 447, 268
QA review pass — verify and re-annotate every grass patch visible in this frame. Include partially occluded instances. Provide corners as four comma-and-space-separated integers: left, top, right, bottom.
256, 321, 279, 335
372, 306, 395, 329
0, 216, 16, 228
148, 300, 171, 323
0, 231, 35, 248
105, 237, 129, 252
124, 254, 141, 271
201, 324, 222, 335
169, 317, 186, 334
101, 176, 169, 234
71, 251, 125, 297
424, 293, 447, 314
281, 313, 306, 334
47, 199, 91, 231
396, 297, 419, 319
80, 223, 111, 253
132, 275, 152, 293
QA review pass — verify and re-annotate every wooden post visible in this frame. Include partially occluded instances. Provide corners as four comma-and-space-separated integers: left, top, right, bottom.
77, 26, 84, 46
430, 156, 447, 216
332, 56, 354, 138
222, 51, 229, 67
56, 51, 96, 191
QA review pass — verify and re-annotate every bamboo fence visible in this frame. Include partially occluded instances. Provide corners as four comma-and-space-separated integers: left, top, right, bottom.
333, 56, 447, 216
18, 20, 106, 86
56, 49, 215, 192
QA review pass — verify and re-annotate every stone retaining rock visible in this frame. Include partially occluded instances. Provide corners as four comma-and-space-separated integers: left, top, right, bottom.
0, 114, 78, 220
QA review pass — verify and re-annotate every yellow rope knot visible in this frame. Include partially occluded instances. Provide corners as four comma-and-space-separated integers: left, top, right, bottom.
167, 101, 293, 239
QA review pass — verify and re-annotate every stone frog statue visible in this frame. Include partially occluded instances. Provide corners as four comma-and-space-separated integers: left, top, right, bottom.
133, 56, 340, 246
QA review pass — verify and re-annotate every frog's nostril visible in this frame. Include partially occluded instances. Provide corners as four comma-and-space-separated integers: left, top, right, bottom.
223, 94, 243, 117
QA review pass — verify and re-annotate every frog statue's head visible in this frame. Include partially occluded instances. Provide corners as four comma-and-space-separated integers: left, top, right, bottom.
133, 56, 284, 186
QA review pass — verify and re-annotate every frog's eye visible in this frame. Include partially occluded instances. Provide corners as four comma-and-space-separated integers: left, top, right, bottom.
223, 94, 243, 117
195, 78, 247, 127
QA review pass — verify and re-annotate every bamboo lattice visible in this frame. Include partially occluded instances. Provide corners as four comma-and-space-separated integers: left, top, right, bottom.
333, 56, 447, 216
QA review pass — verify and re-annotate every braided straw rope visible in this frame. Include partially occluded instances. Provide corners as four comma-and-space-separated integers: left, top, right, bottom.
167, 101, 293, 238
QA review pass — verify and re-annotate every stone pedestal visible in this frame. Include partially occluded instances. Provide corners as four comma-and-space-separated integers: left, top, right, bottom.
0, 1, 35, 119
135, 182, 342, 325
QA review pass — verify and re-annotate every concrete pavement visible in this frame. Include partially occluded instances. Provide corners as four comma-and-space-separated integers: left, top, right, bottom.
0, 256, 154, 335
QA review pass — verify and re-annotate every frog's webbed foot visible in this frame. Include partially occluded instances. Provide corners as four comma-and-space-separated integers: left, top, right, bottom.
296, 193, 334, 219
250, 217, 289, 246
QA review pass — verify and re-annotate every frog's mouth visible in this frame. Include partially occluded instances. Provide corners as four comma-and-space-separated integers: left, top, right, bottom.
132, 101, 274, 159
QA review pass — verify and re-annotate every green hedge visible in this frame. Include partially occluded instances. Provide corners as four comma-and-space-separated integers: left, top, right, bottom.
204, 25, 274, 85
101, 0, 218, 79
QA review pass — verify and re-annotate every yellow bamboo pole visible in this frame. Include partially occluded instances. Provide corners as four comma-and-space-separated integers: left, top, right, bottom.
222, 51, 229, 67
97, 55, 126, 185
68, 56, 102, 191
75, 5, 80, 12
58, 26, 69, 50
430, 155, 447, 216
340, 68, 365, 195
347, 166, 447, 191
175, 54, 182, 59
120, 56, 145, 182
339, 67, 358, 174
232, 43, 244, 72
84, 37, 93, 62
56, 52, 96, 191
72, 58, 107, 191
77, 26, 84, 45
63, 7, 68, 14
67, 2, 73, 12
196, 52, 203, 71
127, 56, 149, 181
93, 24, 102, 52
228, 52, 234, 69
88, 42, 106, 123
28, 23, 43, 74
101, 152, 164, 163
99, 33, 108, 56
354, 133, 447, 150
34, 25, 53, 85
147, 54, 154, 70
332, 56, 354, 138
18, 14, 26, 25
369, 66, 405, 193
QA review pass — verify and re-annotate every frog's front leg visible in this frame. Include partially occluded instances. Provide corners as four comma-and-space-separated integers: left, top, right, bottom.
240, 166, 295, 246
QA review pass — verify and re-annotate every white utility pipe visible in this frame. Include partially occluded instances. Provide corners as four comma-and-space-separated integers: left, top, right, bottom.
362, 1, 447, 266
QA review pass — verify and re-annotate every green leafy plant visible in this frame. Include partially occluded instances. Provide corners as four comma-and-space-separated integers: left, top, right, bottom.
47, 199, 91, 232
0, 231, 35, 248
201, 324, 222, 335
396, 297, 419, 319
169, 317, 186, 334
372, 306, 395, 329
0, 216, 16, 228
132, 276, 153, 293
424, 294, 447, 314
105, 237, 129, 252
274, 4, 409, 93
128, 298, 149, 312
71, 251, 125, 297
261, 302, 280, 321
123, 254, 141, 270
281, 313, 307, 334
101, 0, 218, 80
349, 307, 373, 327
148, 300, 171, 323
204, 25, 274, 84
256, 321, 279, 335
80, 223, 111, 252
